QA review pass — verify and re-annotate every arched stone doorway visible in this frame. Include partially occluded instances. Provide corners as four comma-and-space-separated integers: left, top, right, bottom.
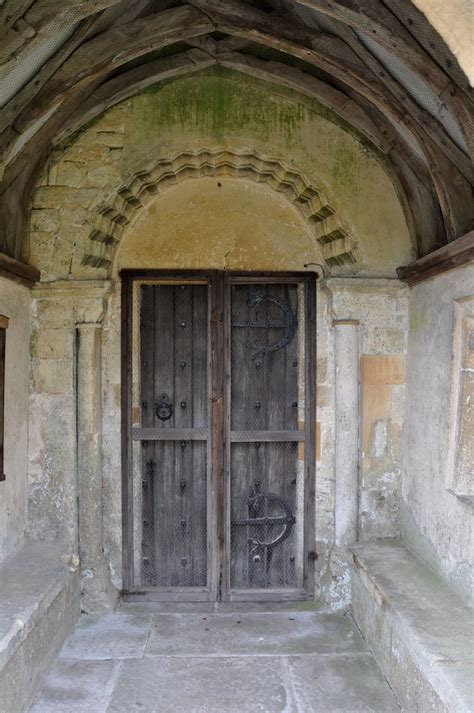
115, 175, 322, 601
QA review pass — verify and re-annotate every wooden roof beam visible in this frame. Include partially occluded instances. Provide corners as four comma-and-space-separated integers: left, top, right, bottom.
25, 0, 125, 26
192, 0, 471, 180
398, 231, 474, 285
295, 0, 470, 93
2, 0, 468, 181
292, 8, 472, 175
7, 4, 213, 140
291, 2, 473, 152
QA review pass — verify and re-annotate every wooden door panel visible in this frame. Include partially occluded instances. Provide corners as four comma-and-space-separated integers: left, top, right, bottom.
123, 271, 315, 601
142, 440, 207, 587
228, 282, 306, 594
230, 284, 299, 431
140, 283, 209, 589
230, 442, 299, 589
141, 283, 208, 431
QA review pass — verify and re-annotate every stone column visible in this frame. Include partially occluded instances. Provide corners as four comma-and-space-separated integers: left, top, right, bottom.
76, 323, 117, 613
334, 320, 360, 546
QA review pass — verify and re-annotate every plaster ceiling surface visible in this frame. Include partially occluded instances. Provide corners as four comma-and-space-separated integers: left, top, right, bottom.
0, 0, 472, 264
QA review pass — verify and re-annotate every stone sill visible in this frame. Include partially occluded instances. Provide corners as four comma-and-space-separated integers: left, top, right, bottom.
0, 540, 80, 711
351, 540, 473, 713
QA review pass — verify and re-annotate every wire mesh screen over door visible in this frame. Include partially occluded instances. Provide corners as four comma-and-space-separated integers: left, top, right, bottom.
229, 284, 304, 590
122, 272, 316, 601
137, 283, 209, 589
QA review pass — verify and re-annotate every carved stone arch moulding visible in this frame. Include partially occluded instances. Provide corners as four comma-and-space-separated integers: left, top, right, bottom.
82, 148, 361, 273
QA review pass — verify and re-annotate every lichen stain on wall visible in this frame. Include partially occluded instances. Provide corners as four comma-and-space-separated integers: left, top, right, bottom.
128, 69, 307, 148
29, 69, 414, 281
116, 178, 321, 273
116, 69, 413, 275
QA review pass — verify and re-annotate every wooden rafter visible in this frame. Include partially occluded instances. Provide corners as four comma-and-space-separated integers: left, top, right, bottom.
294, 0, 470, 92
398, 231, 474, 284
0, 1, 124, 68
287, 3, 472, 170
191, 0, 472, 179
6, 5, 213, 140
0, 16, 101, 139
1, 0, 469, 179
0, 0, 471, 264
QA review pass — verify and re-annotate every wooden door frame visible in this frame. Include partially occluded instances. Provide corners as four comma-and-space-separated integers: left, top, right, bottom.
121, 270, 316, 601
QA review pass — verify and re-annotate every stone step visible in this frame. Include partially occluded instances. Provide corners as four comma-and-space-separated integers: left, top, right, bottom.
351, 540, 473, 713
0, 540, 80, 713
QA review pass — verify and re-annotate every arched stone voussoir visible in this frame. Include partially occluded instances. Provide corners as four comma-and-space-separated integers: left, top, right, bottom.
82, 148, 361, 273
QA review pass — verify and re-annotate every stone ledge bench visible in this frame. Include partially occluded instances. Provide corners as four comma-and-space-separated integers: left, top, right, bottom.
0, 540, 80, 713
351, 541, 473, 713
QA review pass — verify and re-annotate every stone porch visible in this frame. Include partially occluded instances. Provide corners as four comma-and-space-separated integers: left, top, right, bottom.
0, 2, 472, 709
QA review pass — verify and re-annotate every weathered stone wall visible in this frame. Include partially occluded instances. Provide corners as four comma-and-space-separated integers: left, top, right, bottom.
0, 278, 31, 563
316, 279, 408, 608
401, 263, 474, 605
26, 71, 412, 608
28, 284, 107, 543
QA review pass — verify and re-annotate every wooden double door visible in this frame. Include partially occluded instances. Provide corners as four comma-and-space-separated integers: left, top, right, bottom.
122, 272, 316, 601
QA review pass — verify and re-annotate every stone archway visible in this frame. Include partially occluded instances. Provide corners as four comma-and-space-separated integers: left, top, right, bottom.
83, 148, 360, 273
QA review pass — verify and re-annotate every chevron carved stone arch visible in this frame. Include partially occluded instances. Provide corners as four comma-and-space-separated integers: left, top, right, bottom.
84, 148, 360, 273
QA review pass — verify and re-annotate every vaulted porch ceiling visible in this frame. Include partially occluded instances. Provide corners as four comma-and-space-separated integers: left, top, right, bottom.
0, 0, 472, 265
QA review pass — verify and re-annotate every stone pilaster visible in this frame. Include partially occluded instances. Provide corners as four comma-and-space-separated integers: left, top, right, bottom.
76, 322, 117, 613
334, 319, 360, 546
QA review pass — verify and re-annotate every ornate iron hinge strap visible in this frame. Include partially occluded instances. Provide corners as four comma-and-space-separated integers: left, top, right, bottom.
232, 483, 296, 562
232, 293, 298, 356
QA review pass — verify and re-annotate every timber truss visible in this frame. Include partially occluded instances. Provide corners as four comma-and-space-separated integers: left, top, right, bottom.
0, 0, 472, 265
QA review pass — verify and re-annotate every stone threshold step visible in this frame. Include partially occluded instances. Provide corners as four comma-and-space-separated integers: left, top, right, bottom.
351, 540, 473, 713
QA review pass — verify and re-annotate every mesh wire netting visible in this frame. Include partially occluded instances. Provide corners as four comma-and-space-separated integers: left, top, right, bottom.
230, 441, 305, 589
140, 439, 208, 588
290, 0, 468, 154
229, 282, 306, 590
131, 281, 209, 588
1, 18, 79, 108
230, 283, 305, 431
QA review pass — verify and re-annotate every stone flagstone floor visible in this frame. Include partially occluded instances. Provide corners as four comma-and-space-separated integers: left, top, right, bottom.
29, 604, 400, 712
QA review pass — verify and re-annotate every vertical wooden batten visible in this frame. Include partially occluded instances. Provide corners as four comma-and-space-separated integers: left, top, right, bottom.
0, 315, 9, 482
